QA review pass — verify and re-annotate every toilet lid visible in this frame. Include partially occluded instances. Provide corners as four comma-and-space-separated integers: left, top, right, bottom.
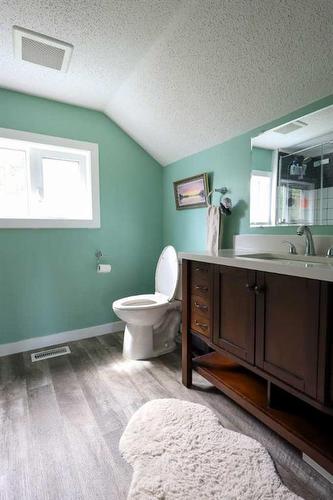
155, 245, 179, 301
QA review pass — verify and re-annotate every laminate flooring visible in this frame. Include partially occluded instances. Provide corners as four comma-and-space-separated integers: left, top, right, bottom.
1, 332, 332, 500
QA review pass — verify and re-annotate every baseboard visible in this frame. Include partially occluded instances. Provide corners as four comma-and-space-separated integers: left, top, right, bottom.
0, 321, 125, 357
303, 453, 333, 484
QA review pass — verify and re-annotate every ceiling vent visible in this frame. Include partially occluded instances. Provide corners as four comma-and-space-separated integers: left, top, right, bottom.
13, 26, 73, 72
273, 120, 308, 135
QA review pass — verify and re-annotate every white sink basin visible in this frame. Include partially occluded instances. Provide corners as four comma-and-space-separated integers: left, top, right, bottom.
238, 253, 332, 268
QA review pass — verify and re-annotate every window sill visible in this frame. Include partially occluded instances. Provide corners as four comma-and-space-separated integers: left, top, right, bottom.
0, 218, 101, 229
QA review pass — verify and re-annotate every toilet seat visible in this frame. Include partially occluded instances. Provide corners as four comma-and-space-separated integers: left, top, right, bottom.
113, 293, 169, 311
155, 246, 179, 301
113, 246, 179, 314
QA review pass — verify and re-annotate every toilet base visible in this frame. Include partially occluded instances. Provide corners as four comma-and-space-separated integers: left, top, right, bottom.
122, 323, 176, 360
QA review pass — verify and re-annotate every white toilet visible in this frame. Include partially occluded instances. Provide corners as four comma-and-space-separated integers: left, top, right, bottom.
113, 246, 181, 360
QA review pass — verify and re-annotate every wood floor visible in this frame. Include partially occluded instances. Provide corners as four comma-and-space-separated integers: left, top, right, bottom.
1, 332, 332, 500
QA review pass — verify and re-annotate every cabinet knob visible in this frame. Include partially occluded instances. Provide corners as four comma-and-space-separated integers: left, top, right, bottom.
195, 267, 208, 273
195, 320, 208, 329
194, 301, 208, 311
254, 285, 265, 295
246, 284, 264, 294
195, 285, 208, 292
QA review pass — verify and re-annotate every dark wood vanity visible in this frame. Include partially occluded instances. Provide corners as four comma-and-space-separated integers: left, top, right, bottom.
182, 258, 333, 475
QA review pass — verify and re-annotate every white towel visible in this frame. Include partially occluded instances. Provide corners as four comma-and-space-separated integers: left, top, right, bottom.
207, 205, 222, 254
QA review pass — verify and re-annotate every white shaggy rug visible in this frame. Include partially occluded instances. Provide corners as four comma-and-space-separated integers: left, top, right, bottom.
119, 399, 302, 500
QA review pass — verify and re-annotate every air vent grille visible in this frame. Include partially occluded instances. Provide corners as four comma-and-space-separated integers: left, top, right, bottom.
274, 120, 308, 135
21, 37, 65, 70
13, 26, 73, 72
31, 345, 71, 362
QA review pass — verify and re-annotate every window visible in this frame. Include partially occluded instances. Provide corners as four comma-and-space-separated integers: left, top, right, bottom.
250, 170, 272, 226
0, 128, 100, 228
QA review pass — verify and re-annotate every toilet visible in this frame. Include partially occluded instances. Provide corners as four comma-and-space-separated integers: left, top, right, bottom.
112, 245, 181, 360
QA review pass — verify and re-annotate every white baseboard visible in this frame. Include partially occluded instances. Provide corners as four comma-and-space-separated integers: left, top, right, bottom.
0, 321, 125, 357
303, 453, 333, 484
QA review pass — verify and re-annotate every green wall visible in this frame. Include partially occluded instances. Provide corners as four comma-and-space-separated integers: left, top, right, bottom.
163, 95, 333, 250
252, 147, 273, 172
0, 88, 163, 344
2, 88, 333, 347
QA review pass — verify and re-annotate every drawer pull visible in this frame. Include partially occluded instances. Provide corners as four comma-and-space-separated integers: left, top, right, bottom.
254, 285, 265, 295
195, 267, 208, 272
194, 301, 208, 311
246, 283, 264, 294
195, 320, 208, 330
194, 285, 208, 292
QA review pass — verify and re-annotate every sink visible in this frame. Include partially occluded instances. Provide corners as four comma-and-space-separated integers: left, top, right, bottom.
237, 253, 332, 267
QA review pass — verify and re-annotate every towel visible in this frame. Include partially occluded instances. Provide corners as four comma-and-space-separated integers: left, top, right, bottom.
207, 205, 222, 254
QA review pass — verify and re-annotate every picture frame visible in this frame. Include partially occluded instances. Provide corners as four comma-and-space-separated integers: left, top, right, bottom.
173, 173, 209, 210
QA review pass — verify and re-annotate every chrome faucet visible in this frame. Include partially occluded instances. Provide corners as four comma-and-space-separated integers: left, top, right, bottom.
296, 225, 316, 256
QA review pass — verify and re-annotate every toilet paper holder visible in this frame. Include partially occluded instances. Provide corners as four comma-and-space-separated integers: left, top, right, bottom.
95, 249, 111, 265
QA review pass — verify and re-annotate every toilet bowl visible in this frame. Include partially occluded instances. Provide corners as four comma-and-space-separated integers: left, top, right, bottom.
113, 246, 180, 360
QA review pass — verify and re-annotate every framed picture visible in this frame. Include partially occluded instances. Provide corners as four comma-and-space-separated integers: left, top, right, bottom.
173, 173, 209, 210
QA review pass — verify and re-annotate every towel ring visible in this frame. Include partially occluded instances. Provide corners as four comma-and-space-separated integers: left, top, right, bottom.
206, 187, 228, 205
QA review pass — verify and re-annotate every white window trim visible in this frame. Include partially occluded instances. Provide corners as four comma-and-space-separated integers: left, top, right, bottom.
0, 127, 100, 229
270, 150, 278, 225
250, 169, 272, 227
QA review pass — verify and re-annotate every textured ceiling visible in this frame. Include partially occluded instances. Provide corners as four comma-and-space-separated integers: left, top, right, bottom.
1, 0, 332, 165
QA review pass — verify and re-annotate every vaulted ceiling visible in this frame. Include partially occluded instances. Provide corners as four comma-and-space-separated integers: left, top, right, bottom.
1, 1, 332, 165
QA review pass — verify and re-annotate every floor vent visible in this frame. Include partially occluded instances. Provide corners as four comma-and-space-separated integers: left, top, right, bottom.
31, 346, 71, 362
13, 26, 73, 72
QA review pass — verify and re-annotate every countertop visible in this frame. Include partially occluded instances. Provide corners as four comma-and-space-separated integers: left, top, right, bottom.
179, 249, 333, 282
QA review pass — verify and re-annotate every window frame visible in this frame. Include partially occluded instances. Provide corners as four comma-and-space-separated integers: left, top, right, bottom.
0, 127, 100, 229
250, 169, 272, 227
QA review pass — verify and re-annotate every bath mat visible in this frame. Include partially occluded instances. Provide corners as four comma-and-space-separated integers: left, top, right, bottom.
119, 398, 302, 499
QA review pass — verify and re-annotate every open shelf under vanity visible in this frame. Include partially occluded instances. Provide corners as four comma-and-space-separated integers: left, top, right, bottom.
193, 350, 333, 474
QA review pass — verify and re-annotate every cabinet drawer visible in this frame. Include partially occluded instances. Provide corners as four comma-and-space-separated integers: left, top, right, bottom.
191, 261, 209, 284
191, 310, 210, 338
191, 282, 210, 297
188, 260, 213, 339
191, 295, 209, 318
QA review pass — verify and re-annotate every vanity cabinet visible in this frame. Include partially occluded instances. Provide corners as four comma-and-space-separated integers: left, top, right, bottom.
184, 259, 333, 403
188, 261, 322, 398
182, 258, 333, 475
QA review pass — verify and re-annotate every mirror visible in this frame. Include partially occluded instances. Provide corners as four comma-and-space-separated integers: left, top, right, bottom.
250, 105, 333, 227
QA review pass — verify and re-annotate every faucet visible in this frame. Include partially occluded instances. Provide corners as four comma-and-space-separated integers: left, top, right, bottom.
296, 225, 316, 256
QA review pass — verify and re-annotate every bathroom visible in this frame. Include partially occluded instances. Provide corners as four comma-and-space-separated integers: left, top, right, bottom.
0, 1, 333, 499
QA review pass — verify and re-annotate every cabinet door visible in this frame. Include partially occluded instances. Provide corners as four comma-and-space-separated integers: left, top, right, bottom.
317, 282, 333, 405
213, 265, 256, 364
255, 272, 320, 398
